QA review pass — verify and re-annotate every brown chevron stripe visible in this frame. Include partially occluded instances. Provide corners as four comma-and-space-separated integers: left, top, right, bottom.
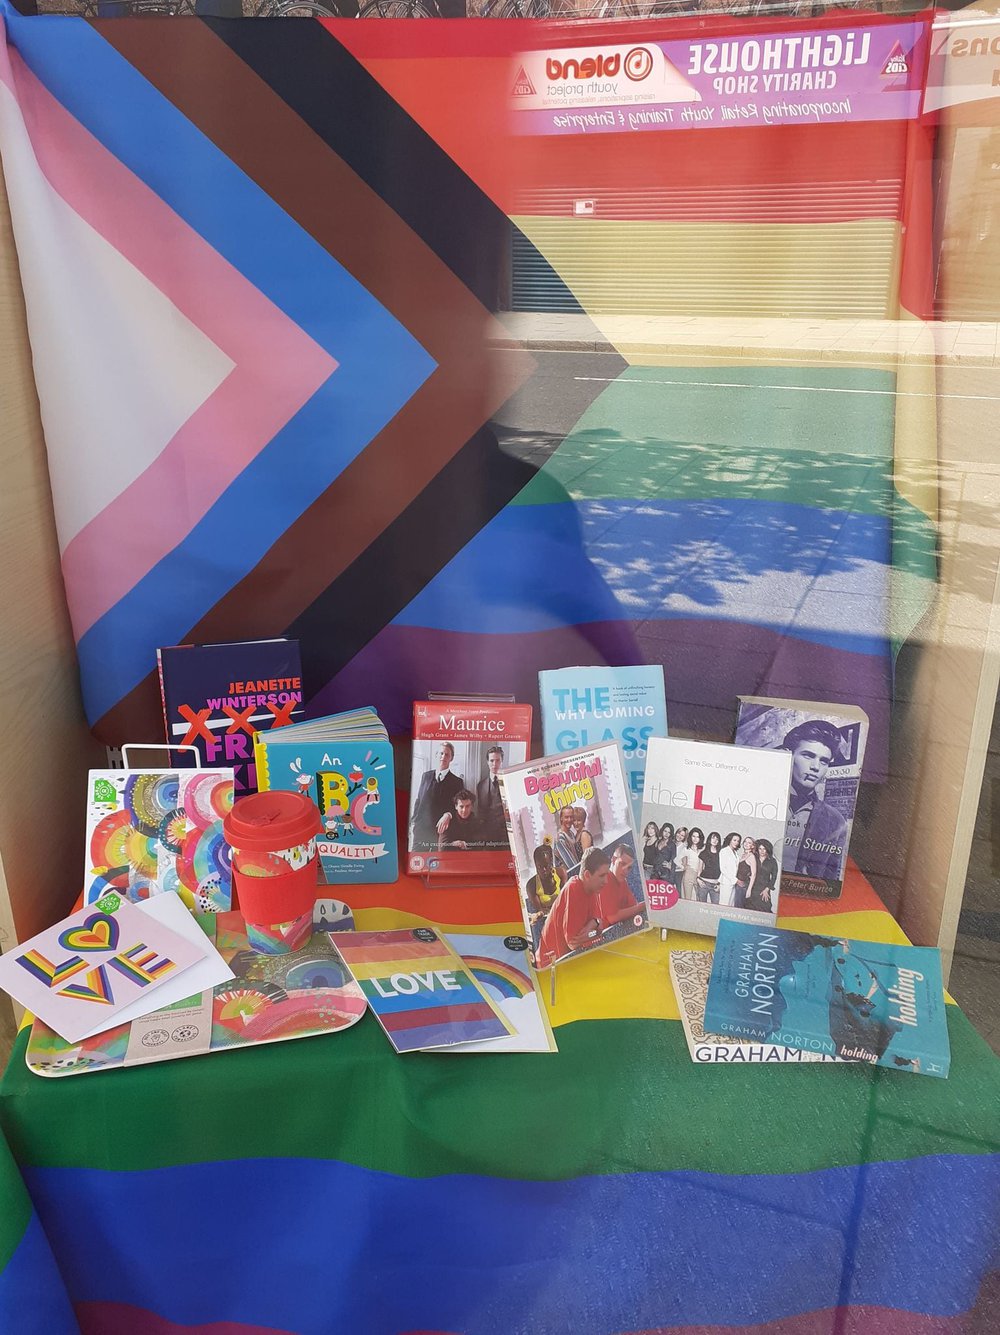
96, 20, 534, 742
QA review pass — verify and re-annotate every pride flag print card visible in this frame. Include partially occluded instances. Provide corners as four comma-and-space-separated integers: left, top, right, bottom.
0, 893, 207, 1044
329, 928, 515, 1054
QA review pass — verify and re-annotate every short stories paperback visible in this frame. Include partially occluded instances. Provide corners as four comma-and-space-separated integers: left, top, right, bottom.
734, 697, 869, 901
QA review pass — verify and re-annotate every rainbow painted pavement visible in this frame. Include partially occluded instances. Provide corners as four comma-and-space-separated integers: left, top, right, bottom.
1, 856, 999, 1333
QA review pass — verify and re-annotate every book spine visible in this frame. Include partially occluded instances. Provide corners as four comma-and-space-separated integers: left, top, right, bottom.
496, 773, 534, 944
155, 649, 170, 748
253, 733, 271, 792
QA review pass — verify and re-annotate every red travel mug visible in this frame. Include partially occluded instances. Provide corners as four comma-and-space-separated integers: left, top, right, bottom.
223, 791, 322, 954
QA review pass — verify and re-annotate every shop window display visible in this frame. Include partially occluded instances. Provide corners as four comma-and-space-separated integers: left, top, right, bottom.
0, 5, 998, 1332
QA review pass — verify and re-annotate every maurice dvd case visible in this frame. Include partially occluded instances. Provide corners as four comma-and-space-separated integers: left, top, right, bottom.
408, 699, 532, 879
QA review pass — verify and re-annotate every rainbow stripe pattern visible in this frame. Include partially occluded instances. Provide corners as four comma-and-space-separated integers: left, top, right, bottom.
332, 929, 513, 1052
15, 952, 86, 990
463, 955, 533, 1000
56, 967, 115, 1007
106, 944, 175, 986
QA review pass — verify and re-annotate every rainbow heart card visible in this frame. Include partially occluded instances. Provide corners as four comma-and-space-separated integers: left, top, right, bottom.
329, 927, 515, 1054
0, 892, 208, 1043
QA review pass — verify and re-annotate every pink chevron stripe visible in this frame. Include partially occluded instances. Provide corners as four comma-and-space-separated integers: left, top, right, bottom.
74, 1303, 968, 1335
0, 49, 337, 640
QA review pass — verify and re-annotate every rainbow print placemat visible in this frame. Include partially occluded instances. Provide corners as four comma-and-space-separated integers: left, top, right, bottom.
23, 913, 367, 1076
330, 928, 514, 1053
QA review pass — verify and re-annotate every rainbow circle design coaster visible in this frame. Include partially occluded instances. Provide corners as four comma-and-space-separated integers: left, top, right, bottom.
184, 773, 233, 829
124, 773, 179, 838
89, 807, 158, 879
195, 874, 227, 915
193, 821, 231, 888
157, 808, 188, 855
124, 828, 158, 879
89, 809, 133, 875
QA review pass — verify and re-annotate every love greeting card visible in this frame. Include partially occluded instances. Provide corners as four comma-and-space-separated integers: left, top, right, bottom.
329, 927, 515, 1054
0, 892, 208, 1043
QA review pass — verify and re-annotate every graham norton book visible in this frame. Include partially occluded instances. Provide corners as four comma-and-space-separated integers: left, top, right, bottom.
640, 736, 791, 939
408, 698, 532, 879
734, 696, 869, 902
669, 950, 839, 1065
703, 920, 950, 1078
157, 639, 304, 795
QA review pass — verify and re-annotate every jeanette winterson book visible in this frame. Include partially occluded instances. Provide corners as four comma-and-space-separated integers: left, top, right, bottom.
640, 737, 791, 939
669, 950, 839, 1065
157, 639, 304, 795
734, 697, 869, 902
538, 666, 667, 812
254, 708, 397, 885
498, 741, 650, 971
408, 699, 532, 879
704, 921, 950, 1078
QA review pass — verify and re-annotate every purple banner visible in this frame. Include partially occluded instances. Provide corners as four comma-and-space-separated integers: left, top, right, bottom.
511, 21, 927, 135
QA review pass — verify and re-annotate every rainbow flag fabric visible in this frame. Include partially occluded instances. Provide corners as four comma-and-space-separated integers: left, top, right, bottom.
0, 9, 938, 786
1, 857, 999, 1333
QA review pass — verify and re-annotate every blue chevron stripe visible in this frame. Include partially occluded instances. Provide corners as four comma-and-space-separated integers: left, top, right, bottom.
3, 9, 435, 721
4, 10, 426, 369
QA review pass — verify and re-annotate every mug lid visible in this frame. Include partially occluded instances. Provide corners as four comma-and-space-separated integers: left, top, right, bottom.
223, 790, 322, 851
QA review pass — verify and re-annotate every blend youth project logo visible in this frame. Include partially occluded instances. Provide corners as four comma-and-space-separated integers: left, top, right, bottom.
510, 41, 700, 120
